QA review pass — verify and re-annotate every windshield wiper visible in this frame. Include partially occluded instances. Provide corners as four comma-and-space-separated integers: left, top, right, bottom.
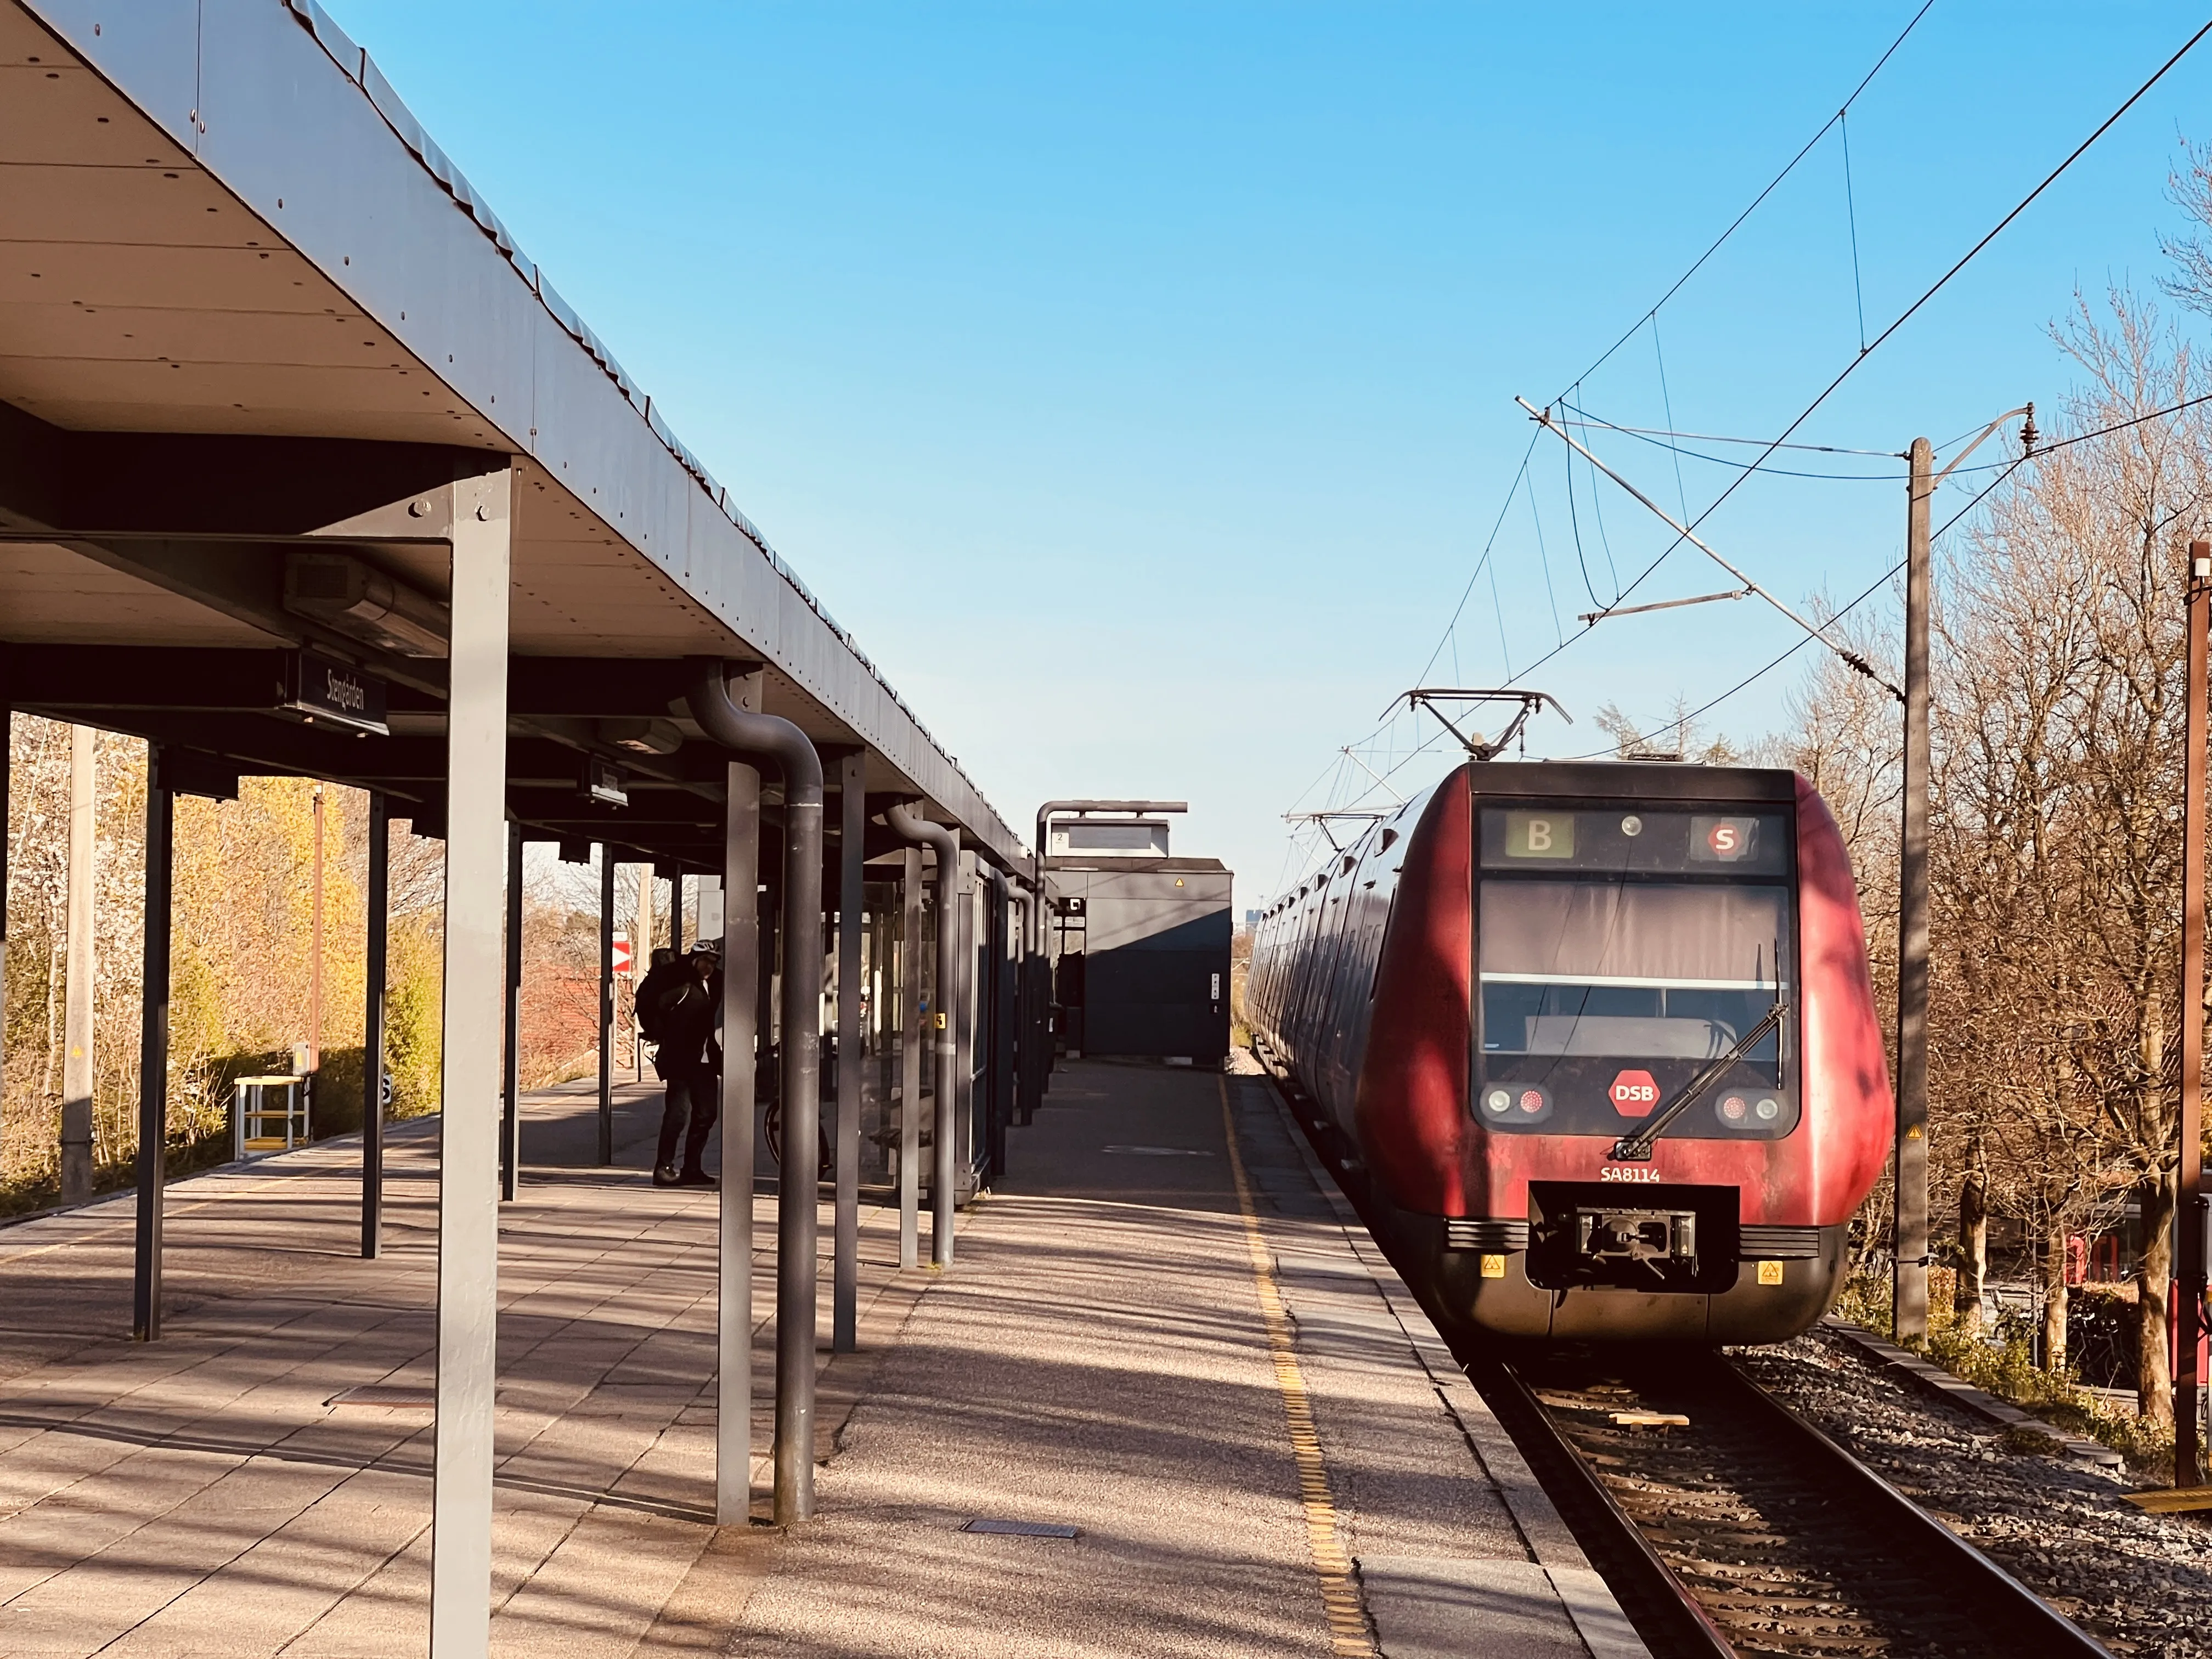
1608, 1000, 1790, 1163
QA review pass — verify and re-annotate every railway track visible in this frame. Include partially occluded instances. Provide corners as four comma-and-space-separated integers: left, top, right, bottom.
1253, 1060, 2116, 1657
1466, 1342, 2113, 1658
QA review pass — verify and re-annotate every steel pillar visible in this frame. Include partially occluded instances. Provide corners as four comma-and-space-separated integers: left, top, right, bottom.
955, 850, 975, 1198
0, 690, 8, 1150
598, 845, 616, 1166
501, 819, 523, 1203
686, 661, 823, 1527
980, 865, 1012, 1182
62, 724, 95, 1206
363, 793, 388, 1259
430, 467, 511, 1659
833, 751, 864, 1352
633, 855, 653, 1083
2179, 538, 2210, 1487
1894, 436, 1933, 1341
884, 805, 961, 1268
898, 845, 922, 1269
719, 751, 762, 1523
131, 744, 172, 1342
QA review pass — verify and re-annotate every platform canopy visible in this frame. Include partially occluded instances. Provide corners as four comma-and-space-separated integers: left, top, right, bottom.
0, 0, 1020, 869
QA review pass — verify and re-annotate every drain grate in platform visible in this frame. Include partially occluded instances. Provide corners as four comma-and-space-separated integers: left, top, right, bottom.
326, 1385, 436, 1408
962, 1517, 1080, 1539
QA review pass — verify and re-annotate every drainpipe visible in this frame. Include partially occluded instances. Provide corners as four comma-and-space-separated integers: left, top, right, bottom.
685, 659, 823, 1527
884, 801, 961, 1268
980, 862, 1013, 1180
1007, 881, 1032, 1125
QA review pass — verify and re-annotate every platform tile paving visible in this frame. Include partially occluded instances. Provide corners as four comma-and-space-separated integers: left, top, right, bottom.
0, 1066, 1646, 1656
726, 1063, 1646, 1658
0, 1081, 894, 1658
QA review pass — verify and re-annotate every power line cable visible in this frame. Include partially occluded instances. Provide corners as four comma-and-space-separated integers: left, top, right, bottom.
1558, 0, 1938, 398
1562, 404, 1901, 479
1564, 410, 1604, 606
1328, 397, 2200, 806
1307, 15, 2210, 821
1528, 467, 1565, 643
1841, 106, 1870, 354
1503, 15, 2212, 698
1538, 417, 1896, 455
1489, 547, 1513, 678
1652, 314, 1695, 527
1565, 390, 2212, 760
1586, 437, 1623, 594
1414, 427, 1541, 686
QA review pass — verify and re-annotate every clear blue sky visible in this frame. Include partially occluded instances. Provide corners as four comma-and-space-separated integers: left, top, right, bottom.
341, 2, 2212, 904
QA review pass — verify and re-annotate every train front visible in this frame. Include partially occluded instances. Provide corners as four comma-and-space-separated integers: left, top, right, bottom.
1367, 765, 1891, 1345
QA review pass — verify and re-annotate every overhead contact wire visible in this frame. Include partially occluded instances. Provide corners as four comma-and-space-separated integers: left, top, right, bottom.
1565, 405, 2175, 760
1564, 403, 1603, 607
1556, 0, 1938, 398
1415, 428, 1540, 687
1507, 15, 2212, 697
1842, 106, 1869, 354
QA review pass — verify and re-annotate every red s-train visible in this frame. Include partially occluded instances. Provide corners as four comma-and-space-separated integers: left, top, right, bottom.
1248, 761, 1891, 1344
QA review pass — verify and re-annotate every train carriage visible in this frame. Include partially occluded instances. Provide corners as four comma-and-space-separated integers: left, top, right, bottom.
1249, 761, 1891, 1345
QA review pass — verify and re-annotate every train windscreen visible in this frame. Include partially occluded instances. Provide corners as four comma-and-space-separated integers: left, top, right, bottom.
1474, 805, 1798, 1138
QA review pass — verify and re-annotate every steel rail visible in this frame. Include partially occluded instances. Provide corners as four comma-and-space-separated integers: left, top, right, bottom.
1466, 1351, 1735, 1659
1246, 1035, 2110, 1655
1718, 1359, 2112, 1657
1471, 1347, 2114, 1659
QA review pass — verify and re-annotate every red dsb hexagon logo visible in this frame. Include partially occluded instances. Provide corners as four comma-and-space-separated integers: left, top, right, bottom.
1609, 1069, 1660, 1117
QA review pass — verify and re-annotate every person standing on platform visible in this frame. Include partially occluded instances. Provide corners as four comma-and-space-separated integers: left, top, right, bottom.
651, 940, 722, 1188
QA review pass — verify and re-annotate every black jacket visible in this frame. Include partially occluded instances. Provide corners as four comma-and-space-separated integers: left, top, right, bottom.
652, 969, 723, 1077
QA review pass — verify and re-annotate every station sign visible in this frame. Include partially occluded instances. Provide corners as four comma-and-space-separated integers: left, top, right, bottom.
585, 757, 629, 807
281, 648, 389, 736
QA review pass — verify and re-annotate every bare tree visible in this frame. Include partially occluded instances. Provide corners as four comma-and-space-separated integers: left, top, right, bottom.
1926, 289, 2212, 1414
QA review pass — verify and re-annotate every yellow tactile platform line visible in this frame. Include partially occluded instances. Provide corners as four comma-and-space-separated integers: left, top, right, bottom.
1220, 1075, 1377, 1657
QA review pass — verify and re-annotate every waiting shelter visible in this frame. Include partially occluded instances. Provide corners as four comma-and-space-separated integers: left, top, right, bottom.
0, 2, 1047, 1651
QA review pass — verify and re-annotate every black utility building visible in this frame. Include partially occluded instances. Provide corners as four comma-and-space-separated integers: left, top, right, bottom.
1043, 805, 1232, 1067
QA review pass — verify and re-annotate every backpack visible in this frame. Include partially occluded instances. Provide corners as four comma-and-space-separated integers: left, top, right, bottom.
634, 960, 682, 1042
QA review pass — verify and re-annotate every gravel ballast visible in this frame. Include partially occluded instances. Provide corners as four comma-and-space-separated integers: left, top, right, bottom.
1740, 1328, 2212, 1657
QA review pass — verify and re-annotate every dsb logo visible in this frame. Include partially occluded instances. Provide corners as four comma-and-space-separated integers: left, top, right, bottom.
1609, 1069, 1660, 1117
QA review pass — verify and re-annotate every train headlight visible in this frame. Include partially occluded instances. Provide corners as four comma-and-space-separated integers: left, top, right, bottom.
1754, 1097, 1781, 1121
1717, 1094, 1748, 1124
1483, 1088, 1512, 1116
1620, 814, 1643, 837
